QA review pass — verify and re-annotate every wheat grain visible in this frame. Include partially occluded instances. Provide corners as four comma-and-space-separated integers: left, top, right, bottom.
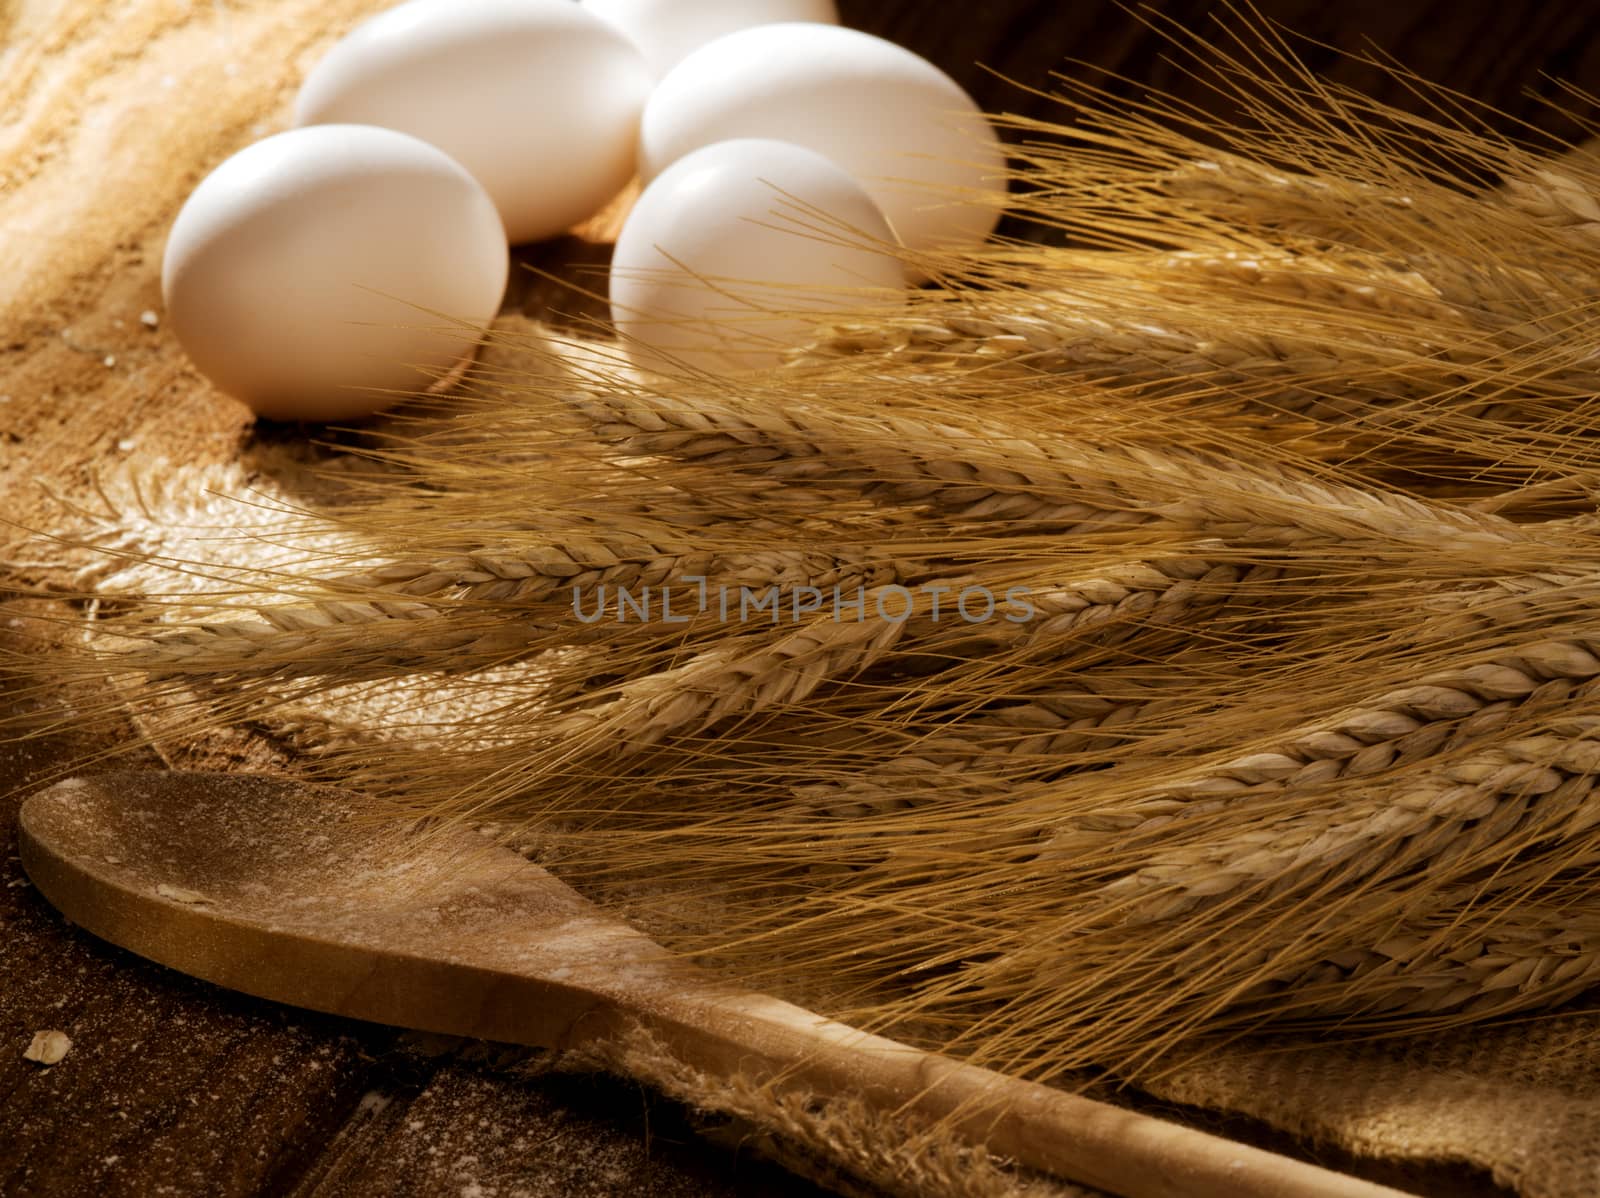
1497, 167, 1600, 242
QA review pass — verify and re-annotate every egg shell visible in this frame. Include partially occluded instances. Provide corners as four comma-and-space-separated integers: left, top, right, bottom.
161, 124, 508, 422
581, 0, 838, 79
294, 0, 651, 243
639, 23, 1006, 257
611, 137, 905, 375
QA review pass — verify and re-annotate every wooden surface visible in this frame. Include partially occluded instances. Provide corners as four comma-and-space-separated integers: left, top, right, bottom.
6, 0, 1599, 1194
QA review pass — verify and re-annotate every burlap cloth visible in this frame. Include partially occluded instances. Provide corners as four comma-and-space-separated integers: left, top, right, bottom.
4, 3, 1598, 1195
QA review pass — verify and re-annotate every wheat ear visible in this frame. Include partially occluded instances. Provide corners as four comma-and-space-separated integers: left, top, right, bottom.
788, 683, 1194, 822
792, 251, 1466, 407
793, 248, 1600, 436
1092, 715, 1600, 927
563, 598, 911, 746
98, 543, 903, 681
1158, 157, 1598, 327
1250, 897, 1600, 1021
1032, 636, 1600, 844
326, 544, 897, 605
1493, 166, 1600, 242
110, 600, 546, 681
567, 383, 1534, 554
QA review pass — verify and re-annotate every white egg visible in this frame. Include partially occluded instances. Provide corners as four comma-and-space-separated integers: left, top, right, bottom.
639, 24, 1006, 258
294, 0, 651, 243
581, 0, 838, 79
610, 137, 905, 374
161, 124, 508, 422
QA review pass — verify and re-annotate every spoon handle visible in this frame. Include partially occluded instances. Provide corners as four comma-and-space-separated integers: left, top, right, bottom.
618, 986, 1409, 1198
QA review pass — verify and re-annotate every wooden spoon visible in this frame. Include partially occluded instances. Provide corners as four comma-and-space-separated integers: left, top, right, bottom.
18, 771, 1408, 1198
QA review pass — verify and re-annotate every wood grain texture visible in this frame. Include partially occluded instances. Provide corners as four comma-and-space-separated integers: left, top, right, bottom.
4, 0, 1590, 1194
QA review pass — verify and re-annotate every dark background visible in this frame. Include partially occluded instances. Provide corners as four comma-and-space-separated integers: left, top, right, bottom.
849, 0, 1600, 146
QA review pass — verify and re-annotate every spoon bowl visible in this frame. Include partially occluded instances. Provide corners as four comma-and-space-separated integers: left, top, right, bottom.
19, 770, 672, 1048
